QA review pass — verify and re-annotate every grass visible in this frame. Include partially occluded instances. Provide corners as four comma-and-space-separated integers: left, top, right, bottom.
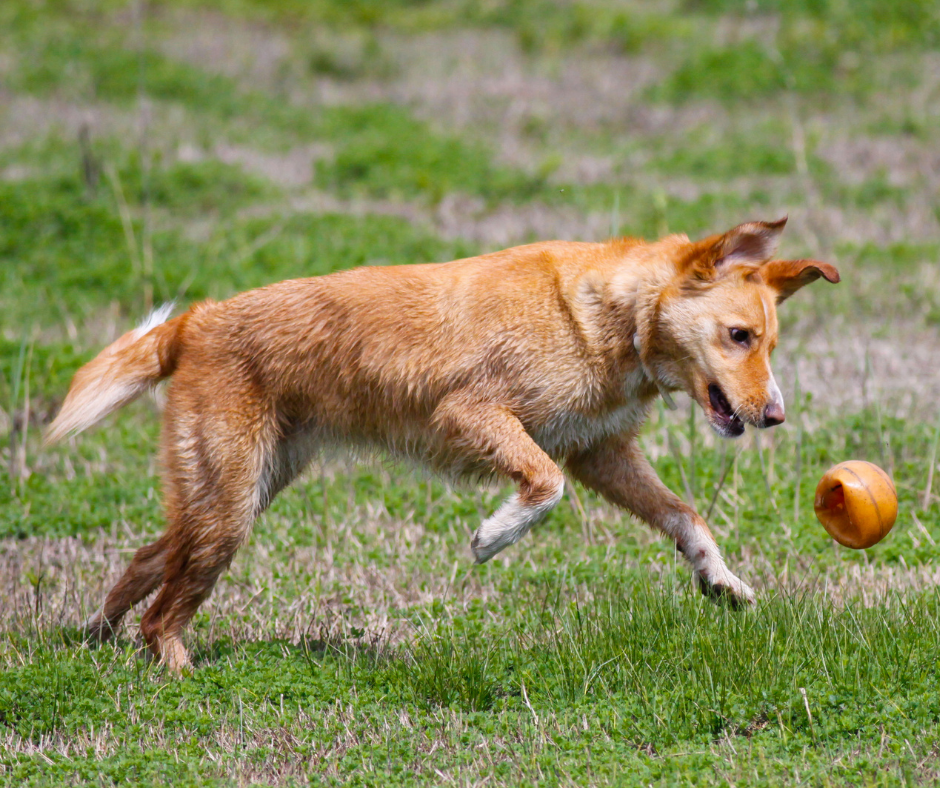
2, 0, 940, 784
4, 581, 940, 784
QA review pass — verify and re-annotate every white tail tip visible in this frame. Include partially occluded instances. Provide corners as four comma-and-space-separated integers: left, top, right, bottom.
135, 303, 175, 337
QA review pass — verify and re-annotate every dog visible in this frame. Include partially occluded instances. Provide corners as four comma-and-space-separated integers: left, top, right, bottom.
46, 216, 838, 671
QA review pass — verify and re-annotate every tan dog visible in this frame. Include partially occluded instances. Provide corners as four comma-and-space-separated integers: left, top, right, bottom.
47, 217, 838, 671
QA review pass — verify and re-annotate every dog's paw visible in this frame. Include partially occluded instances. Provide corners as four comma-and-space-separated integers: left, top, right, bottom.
470, 529, 501, 564
695, 567, 755, 609
83, 609, 116, 643
471, 520, 525, 564
470, 513, 523, 564
160, 638, 193, 675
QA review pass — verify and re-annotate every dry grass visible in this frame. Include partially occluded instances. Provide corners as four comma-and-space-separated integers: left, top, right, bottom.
1, 457, 935, 664
157, 7, 292, 87
0, 484, 620, 654
184, 141, 330, 187
774, 323, 940, 417
816, 134, 940, 189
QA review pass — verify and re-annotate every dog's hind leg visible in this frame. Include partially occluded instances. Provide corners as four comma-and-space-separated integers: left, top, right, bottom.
139, 523, 249, 673
432, 397, 565, 563
136, 394, 282, 672
85, 535, 170, 642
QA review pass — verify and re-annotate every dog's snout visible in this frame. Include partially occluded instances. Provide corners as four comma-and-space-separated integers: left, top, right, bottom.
763, 401, 785, 427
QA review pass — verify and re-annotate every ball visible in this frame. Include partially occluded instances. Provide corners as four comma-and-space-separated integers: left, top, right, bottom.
813, 461, 898, 549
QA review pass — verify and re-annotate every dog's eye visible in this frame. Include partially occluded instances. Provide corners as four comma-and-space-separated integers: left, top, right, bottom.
730, 328, 750, 345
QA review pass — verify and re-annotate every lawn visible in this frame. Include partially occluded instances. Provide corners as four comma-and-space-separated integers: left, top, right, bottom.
2, 0, 940, 784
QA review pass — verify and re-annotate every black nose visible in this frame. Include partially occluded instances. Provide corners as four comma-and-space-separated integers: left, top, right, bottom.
763, 402, 785, 427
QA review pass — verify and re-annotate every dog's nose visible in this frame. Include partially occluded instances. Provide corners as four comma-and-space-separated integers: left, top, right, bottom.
763, 401, 785, 427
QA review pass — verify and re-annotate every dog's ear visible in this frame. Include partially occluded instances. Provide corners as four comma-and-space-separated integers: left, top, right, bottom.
689, 218, 788, 282
715, 217, 788, 268
760, 258, 840, 303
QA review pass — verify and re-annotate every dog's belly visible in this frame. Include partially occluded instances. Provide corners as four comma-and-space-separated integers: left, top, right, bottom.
273, 397, 649, 483
269, 353, 655, 474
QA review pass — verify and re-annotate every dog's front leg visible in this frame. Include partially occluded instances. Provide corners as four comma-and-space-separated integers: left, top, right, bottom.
433, 396, 566, 563
568, 434, 754, 606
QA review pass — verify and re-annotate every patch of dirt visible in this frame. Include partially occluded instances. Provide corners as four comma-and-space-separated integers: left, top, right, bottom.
177, 141, 332, 187
358, 29, 728, 185
152, 14, 700, 185
234, 191, 614, 250
776, 323, 940, 418
0, 94, 130, 152
786, 198, 940, 248
433, 193, 612, 247
380, 29, 664, 139
816, 134, 940, 188
234, 190, 428, 228
155, 7, 292, 87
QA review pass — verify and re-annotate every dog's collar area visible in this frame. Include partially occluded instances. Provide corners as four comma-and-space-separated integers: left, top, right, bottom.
633, 333, 678, 410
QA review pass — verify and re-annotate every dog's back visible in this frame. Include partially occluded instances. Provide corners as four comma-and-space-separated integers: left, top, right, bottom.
167, 241, 639, 462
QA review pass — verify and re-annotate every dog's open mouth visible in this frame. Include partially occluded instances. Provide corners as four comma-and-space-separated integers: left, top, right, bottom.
707, 383, 744, 437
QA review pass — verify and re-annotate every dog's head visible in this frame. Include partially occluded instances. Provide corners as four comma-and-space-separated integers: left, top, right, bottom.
652, 217, 839, 438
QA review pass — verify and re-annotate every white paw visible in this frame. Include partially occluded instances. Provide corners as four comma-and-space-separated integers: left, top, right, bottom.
470, 482, 564, 564
696, 563, 755, 607
471, 524, 516, 564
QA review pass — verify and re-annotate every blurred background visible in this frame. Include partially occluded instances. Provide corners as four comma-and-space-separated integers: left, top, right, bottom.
3, 0, 940, 575
2, 2, 940, 782
3, 0, 940, 573
3, 0, 940, 419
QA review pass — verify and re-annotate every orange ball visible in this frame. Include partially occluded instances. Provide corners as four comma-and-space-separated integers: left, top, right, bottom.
814, 461, 898, 549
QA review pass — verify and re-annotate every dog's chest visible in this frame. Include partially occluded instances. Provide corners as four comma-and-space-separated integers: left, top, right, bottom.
530, 368, 655, 456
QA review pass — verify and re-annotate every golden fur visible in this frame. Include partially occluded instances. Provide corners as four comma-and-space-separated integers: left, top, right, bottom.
47, 217, 838, 671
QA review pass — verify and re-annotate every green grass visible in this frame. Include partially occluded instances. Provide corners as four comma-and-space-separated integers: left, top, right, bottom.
650, 130, 797, 179
0, 156, 473, 346
313, 105, 546, 203
164, 0, 695, 55
681, 0, 940, 51
653, 0, 940, 104
4, 581, 940, 785
2, 0, 940, 784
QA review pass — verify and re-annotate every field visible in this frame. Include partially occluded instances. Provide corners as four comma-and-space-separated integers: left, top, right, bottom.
2, 0, 940, 784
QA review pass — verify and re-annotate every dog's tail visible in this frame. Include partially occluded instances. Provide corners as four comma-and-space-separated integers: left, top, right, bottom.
45, 304, 188, 445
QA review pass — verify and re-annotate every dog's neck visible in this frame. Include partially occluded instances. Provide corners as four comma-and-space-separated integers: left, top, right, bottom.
632, 333, 677, 409
572, 258, 681, 408
622, 271, 679, 410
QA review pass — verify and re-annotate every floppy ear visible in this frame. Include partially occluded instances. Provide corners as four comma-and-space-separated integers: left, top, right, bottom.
690, 217, 789, 282
715, 217, 788, 268
760, 258, 840, 303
